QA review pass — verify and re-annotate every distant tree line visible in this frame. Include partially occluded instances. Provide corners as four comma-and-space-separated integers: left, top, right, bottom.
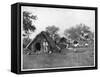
45, 24, 94, 48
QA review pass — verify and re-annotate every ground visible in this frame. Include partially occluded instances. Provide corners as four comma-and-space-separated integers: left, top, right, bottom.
23, 47, 94, 69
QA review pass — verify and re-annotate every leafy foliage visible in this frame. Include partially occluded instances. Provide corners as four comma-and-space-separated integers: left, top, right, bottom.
23, 11, 37, 33
64, 23, 92, 40
23, 11, 37, 47
46, 25, 59, 35
45, 25, 59, 40
64, 23, 94, 47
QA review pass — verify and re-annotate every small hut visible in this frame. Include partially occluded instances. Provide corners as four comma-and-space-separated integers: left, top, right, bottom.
26, 31, 60, 54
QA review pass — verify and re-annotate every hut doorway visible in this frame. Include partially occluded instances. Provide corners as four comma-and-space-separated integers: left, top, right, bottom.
35, 42, 41, 51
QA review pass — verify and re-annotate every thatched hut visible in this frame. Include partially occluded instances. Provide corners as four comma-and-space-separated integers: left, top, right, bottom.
26, 31, 60, 53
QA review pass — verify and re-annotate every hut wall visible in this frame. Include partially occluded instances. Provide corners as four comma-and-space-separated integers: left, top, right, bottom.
29, 35, 45, 52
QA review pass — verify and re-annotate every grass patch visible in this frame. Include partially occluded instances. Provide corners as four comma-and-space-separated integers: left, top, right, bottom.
22, 47, 94, 69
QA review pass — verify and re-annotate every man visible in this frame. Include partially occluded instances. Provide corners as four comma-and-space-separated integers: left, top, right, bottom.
43, 39, 48, 53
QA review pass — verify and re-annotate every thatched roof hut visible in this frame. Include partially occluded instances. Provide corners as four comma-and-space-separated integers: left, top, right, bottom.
26, 31, 60, 53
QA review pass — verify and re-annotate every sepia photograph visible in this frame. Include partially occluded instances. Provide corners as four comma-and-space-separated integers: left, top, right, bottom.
21, 5, 96, 71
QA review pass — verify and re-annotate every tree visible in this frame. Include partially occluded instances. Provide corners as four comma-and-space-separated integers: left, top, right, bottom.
64, 23, 94, 47
23, 11, 37, 48
45, 25, 59, 40
23, 11, 37, 38
64, 27, 79, 40
64, 23, 91, 41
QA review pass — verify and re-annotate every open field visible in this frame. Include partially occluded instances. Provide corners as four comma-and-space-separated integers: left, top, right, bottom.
23, 47, 94, 70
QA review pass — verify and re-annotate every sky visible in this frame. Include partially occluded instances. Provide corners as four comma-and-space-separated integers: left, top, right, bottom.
21, 6, 95, 39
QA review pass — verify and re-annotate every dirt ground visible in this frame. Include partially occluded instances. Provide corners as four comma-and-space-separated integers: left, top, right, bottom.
23, 47, 94, 69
